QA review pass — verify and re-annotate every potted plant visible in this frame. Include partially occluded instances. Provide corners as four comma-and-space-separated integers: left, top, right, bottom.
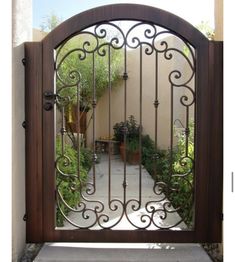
113, 120, 125, 160
113, 115, 140, 164
126, 137, 140, 164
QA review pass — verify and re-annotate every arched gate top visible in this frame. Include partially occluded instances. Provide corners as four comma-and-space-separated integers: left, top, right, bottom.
25, 2, 223, 244
42, 4, 208, 48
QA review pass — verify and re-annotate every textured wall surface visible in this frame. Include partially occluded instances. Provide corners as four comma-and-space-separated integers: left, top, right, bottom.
12, 0, 32, 261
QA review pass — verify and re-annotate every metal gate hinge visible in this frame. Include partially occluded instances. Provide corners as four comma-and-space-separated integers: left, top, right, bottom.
22, 58, 26, 66
23, 214, 27, 221
22, 120, 26, 129
221, 213, 223, 221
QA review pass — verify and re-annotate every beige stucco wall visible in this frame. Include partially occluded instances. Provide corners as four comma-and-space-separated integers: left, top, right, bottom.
86, 36, 194, 149
33, 28, 47, 41
215, 0, 223, 40
12, 0, 32, 261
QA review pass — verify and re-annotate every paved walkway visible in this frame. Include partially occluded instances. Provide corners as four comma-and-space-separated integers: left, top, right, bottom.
34, 243, 212, 261
34, 155, 212, 261
63, 154, 186, 230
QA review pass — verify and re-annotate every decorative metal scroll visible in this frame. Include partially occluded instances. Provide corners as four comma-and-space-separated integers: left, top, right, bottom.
54, 21, 195, 230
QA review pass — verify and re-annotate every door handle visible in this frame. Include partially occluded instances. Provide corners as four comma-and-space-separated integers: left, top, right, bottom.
43, 91, 56, 111
43, 102, 54, 111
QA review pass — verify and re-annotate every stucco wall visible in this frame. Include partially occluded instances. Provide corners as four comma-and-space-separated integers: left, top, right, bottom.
86, 36, 194, 149
215, 0, 223, 40
12, 0, 32, 261
33, 28, 47, 41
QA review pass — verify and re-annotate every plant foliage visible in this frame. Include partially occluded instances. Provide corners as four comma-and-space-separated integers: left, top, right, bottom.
113, 115, 140, 143
111, 116, 195, 226
141, 121, 195, 226
55, 137, 92, 226
56, 36, 123, 108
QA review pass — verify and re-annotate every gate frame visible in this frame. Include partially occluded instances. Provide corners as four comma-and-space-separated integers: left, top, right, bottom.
25, 4, 223, 243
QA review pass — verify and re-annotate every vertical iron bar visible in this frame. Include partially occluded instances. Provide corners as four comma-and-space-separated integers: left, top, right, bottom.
155, 51, 158, 148
108, 45, 112, 203
170, 85, 174, 176
123, 44, 127, 205
154, 50, 159, 180
185, 106, 189, 156
139, 45, 142, 204
61, 107, 65, 156
77, 83, 80, 178
92, 52, 96, 191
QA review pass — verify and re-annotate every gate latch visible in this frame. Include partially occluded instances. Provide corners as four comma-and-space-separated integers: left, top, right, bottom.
43, 91, 57, 111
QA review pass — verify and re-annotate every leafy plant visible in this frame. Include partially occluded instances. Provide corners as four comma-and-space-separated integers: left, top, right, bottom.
126, 115, 140, 140
170, 121, 194, 225
55, 137, 92, 226
113, 120, 125, 142
80, 146, 93, 171
141, 134, 170, 180
126, 137, 139, 153
56, 36, 123, 109
113, 115, 140, 143
141, 121, 195, 227
196, 21, 215, 40
173, 121, 194, 174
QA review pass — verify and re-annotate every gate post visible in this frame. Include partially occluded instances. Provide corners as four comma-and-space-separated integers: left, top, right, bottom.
207, 41, 223, 242
25, 42, 43, 242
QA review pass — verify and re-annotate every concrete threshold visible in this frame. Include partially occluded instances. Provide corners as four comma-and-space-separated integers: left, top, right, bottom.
34, 243, 212, 262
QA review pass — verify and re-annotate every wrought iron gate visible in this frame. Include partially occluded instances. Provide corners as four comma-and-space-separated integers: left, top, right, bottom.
25, 4, 223, 242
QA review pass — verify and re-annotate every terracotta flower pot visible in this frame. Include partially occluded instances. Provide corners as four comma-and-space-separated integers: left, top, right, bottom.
119, 142, 125, 161
127, 151, 140, 165
120, 143, 140, 164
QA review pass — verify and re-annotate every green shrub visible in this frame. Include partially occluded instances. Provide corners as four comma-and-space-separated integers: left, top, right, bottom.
80, 146, 93, 172
141, 122, 194, 227
170, 122, 194, 225
55, 137, 92, 226
173, 121, 194, 174
126, 137, 139, 153
56, 37, 123, 107
141, 134, 169, 180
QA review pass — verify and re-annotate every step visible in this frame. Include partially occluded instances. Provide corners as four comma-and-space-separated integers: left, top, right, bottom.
34, 243, 212, 262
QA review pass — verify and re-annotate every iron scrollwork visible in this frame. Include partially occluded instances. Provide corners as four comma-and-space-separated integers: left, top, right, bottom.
54, 20, 196, 230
